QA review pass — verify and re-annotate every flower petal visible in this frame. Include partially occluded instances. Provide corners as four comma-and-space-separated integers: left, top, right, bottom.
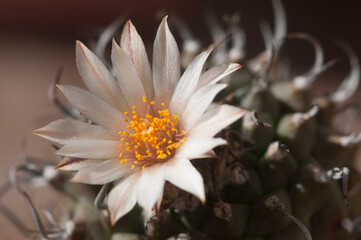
188, 104, 246, 139
121, 20, 153, 99
137, 166, 165, 219
33, 118, 117, 145
153, 16, 181, 104
76, 41, 129, 112
111, 40, 147, 114
58, 85, 126, 132
164, 158, 205, 203
57, 140, 120, 159
196, 63, 242, 90
181, 83, 227, 130
71, 159, 132, 184
55, 157, 104, 171
175, 137, 226, 160
108, 173, 139, 225
169, 49, 212, 115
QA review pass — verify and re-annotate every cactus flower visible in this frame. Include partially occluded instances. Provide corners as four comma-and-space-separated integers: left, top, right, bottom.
34, 16, 244, 225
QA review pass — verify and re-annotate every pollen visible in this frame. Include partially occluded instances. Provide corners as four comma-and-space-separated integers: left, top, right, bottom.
118, 97, 186, 170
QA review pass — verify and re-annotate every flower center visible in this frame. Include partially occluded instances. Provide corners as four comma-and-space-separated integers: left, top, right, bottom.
118, 97, 186, 170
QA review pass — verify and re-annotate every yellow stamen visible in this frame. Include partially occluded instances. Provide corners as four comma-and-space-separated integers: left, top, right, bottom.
118, 99, 186, 168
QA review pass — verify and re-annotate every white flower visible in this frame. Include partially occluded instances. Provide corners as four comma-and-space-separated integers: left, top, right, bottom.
34, 16, 245, 225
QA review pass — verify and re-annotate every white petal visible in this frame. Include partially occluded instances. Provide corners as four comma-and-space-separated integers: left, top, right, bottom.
33, 118, 116, 145
175, 137, 226, 160
181, 83, 227, 130
188, 104, 246, 139
111, 40, 147, 115
153, 16, 181, 104
121, 20, 154, 99
58, 85, 126, 132
76, 41, 129, 112
197, 150, 217, 159
164, 158, 205, 203
71, 159, 132, 184
196, 63, 242, 90
56, 157, 104, 171
57, 140, 120, 159
137, 166, 165, 219
169, 49, 212, 115
108, 173, 140, 225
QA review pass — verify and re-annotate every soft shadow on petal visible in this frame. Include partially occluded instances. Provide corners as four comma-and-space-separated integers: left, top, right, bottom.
111, 40, 147, 114
196, 63, 242, 90
56, 157, 105, 171
181, 83, 227, 130
153, 16, 180, 105
121, 20, 154, 99
57, 139, 120, 159
170, 49, 212, 115
71, 158, 132, 185
58, 85, 127, 132
108, 173, 139, 225
137, 166, 165, 219
189, 104, 246, 139
164, 158, 205, 203
175, 137, 226, 160
76, 41, 129, 112
33, 118, 117, 145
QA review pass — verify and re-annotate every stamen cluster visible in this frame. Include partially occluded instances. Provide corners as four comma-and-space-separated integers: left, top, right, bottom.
118, 97, 186, 170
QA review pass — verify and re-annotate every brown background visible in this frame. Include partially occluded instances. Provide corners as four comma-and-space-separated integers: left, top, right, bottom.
1, 0, 361, 239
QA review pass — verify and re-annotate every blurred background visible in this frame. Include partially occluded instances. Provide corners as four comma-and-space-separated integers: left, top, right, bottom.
1, 0, 361, 239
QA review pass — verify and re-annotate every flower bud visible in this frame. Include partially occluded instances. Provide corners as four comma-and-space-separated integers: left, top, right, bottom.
259, 142, 297, 192
242, 112, 273, 151
269, 224, 310, 240
276, 106, 318, 159
289, 163, 333, 224
246, 189, 292, 236
310, 186, 351, 239
271, 81, 311, 112
202, 202, 249, 239
241, 84, 280, 124
222, 169, 262, 204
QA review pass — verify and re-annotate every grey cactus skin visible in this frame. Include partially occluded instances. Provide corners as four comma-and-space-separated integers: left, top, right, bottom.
270, 82, 311, 113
